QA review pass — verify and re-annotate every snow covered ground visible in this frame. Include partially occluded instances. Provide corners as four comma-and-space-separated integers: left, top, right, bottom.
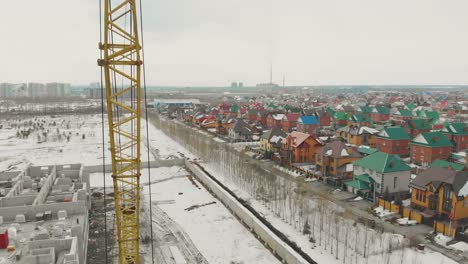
142, 121, 195, 160
0, 114, 190, 172
146, 168, 279, 264
0, 115, 112, 170
90, 166, 281, 264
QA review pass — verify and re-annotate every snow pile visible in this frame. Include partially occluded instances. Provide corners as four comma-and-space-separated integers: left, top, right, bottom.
448, 241, 468, 252
374, 206, 396, 220
434, 233, 453, 246
274, 165, 303, 177
396, 218, 417, 226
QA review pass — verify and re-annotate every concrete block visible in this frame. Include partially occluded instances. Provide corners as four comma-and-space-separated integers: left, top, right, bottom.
15, 214, 25, 223
57, 210, 67, 220
52, 226, 63, 237
34, 229, 49, 240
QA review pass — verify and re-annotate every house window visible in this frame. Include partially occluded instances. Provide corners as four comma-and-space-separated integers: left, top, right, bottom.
442, 185, 453, 212
393, 177, 397, 189
464, 200, 468, 208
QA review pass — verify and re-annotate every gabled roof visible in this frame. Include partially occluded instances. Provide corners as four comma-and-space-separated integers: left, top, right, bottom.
349, 113, 370, 123
372, 106, 390, 114
321, 140, 361, 158
339, 125, 380, 136
342, 105, 355, 112
297, 116, 319, 125
271, 113, 286, 120
442, 123, 468, 135
231, 119, 253, 135
406, 103, 416, 111
288, 131, 320, 148
359, 106, 373, 113
410, 167, 468, 195
353, 151, 411, 173
260, 127, 287, 141
230, 104, 239, 112
407, 119, 431, 130
345, 174, 372, 190
422, 111, 439, 120
357, 146, 379, 155
394, 109, 412, 117
334, 112, 350, 120
430, 159, 465, 171
325, 107, 336, 116
284, 113, 300, 122
411, 132, 453, 147
377, 126, 410, 140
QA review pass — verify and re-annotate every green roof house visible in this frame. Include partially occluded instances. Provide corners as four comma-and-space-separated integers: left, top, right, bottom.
410, 132, 453, 165
430, 159, 464, 171
345, 173, 374, 199
349, 151, 412, 201
392, 109, 413, 121
376, 126, 411, 156
441, 122, 468, 152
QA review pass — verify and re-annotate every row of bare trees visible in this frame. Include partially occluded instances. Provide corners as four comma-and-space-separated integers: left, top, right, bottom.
150, 113, 442, 264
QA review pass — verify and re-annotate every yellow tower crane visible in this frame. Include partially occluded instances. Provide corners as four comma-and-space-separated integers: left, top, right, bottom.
98, 0, 143, 263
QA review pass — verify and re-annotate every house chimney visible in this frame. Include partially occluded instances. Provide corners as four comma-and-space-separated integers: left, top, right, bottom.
433, 136, 438, 142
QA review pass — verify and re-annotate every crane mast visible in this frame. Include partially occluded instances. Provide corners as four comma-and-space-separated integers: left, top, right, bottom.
98, 0, 142, 263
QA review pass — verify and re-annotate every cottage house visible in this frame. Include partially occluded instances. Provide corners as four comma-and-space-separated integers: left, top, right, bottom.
266, 113, 285, 129
260, 127, 287, 157
336, 126, 380, 147
410, 132, 453, 166
346, 151, 412, 201
376, 126, 411, 156
228, 119, 253, 141
281, 113, 301, 132
391, 109, 413, 122
280, 131, 322, 164
409, 167, 468, 237
405, 119, 431, 138
315, 141, 361, 179
442, 123, 468, 152
314, 110, 331, 126
296, 116, 319, 136
347, 113, 371, 127
370, 106, 390, 123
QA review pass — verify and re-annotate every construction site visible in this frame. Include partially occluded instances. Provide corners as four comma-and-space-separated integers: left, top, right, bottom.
1, 0, 467, 264
0, 164, 89, 263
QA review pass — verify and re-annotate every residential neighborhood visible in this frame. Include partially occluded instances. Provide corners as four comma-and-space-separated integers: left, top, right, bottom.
154, 88, 468, 250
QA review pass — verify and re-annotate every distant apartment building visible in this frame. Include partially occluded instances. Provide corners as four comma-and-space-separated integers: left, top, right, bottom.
46, 82, 70, 97
0, 83, 27, 98
0, 83, 13, 97
0, 82, 70, 98
27, 82, 47, 97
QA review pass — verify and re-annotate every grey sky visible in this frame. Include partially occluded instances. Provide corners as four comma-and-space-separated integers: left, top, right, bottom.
2, 0, 468, 86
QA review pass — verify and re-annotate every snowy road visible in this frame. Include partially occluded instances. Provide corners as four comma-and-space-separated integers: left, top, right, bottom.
149, 204, 208, 264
